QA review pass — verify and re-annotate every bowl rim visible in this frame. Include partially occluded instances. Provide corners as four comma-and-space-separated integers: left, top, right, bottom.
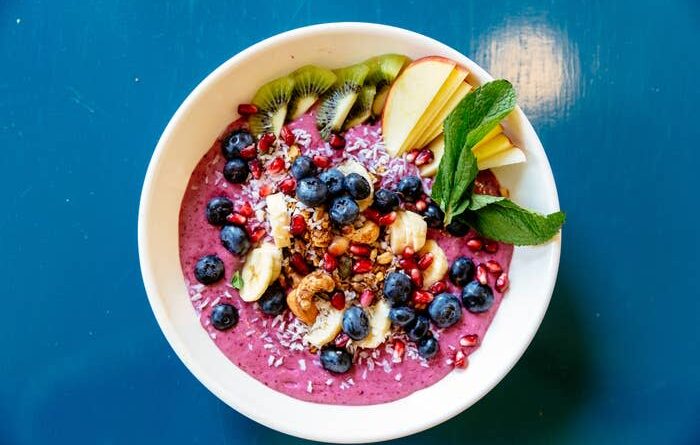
138, 22, 561, 443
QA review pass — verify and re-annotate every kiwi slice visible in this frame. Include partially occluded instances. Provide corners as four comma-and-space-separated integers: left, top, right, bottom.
287, 65, 336, 121
315, 63, 369, 139
364, 54, 410, 117
343, 84, 376, 130
248, 75, 295, 138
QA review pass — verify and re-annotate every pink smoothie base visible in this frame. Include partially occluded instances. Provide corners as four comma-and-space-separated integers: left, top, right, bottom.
178, 112, 513, 405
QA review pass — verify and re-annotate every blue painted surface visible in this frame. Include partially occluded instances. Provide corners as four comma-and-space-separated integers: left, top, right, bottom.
1, 1, 699, 444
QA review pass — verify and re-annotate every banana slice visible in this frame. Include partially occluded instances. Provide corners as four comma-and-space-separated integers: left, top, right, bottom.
337, 159, 375, 210
303, 300, 344, 348
389, 210, 427, 253
354, 299, 392, 349
266, 193, 291, 248
239, 242, 282, 302
419, 240, 449, 289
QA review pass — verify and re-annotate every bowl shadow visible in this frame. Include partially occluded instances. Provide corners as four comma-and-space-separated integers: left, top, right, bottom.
217, 275, 594, 444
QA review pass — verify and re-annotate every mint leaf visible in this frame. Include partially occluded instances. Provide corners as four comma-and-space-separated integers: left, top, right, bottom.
469, 194, 504, 211
231, 271, 244, 290
431, 80, 516, 223
464, 199, 565, 245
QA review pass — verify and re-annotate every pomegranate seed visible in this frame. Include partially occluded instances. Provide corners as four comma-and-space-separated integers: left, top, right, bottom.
485, 260, 502, 275
453, 349, 468, 369
280, 126, 295, 146
483, 240, 499, 253
237, 103, 258, 115
258, 133, 276, 153
323, 252, 338, 272
290, 253, 310, 275
226, 212, 247, 225
249, 227, 266, 243
429, 280, 447, 294
466, 239, 482, 252
476, 264, 488, 285
249, 159, 262, 179
289, 214, 307, 236
363, 208, 381, 223
352, 258, 373, 274
413, 290, 434, 305
410, 268, 423, 287
329, 133, 346, 149
335, 332, 350, 347
239, 144, 258, 160
402, 246, 415, 258
312, 154, 331, 169
414, 148, 434, 166
415, 199, 427, 212
268, 156, 285, 174
406, 149, 420, 163
460, 334, 479, 347
278, 177, 296, 195
378, 211, 397, 226
398, 257, 418, 271
237, 201, 254, 217
359, 290, 375, 307
495, 272, 509, 292
417, 252, 434, 270
392, 340, 405, 363
349, 243, 371, 257
330, 291, 346, 310
258, 183, 274, 197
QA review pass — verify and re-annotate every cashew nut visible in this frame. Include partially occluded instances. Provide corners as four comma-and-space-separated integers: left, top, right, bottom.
286, 271, 335, 325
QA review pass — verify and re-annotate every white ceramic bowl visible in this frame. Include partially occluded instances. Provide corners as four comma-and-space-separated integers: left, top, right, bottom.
138, 22, 561, 444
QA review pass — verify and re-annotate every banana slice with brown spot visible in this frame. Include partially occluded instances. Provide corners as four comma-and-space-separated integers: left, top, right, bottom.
337, 159, 375, 210
304, 299, 344, 348
266, 193, 291, 248
419, 239, 449, 289
353, 299, 392, 349
238, 243, 282, 302
389, 210, 427, 253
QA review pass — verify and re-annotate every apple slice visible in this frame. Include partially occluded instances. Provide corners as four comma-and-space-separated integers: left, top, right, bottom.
477, 147, 526, 170
382, 57, 456, 157
415, 81, 473, 148
418, 135, 446, 177
472, 133, 513, 159
399, 65, 469, 153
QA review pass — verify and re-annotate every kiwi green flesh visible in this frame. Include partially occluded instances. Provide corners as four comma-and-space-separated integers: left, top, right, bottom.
287, 94, 319, 121
372, 85, 391, 117
249, 105, 288, 138
365, 54, 409, 86
343, 84, 377, 130
316, 87, 359, 139
251, 76, 294, 111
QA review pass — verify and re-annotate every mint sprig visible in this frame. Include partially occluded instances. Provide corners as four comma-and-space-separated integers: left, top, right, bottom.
432, 80, 516, 223
431, 80, 565, 245
231, 271, 244, 290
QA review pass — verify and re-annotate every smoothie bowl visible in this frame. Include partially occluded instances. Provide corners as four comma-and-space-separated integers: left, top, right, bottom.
138, 23, 563, 443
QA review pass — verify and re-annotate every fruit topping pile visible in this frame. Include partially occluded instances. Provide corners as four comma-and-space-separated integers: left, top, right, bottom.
188, 53, 565, 376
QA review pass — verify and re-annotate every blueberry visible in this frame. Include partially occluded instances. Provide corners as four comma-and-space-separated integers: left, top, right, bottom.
320, 346, 353, 374
210, 303, 239, 330
406, 314, 430, 342
449, 256, 475, 287
221, 130, 254, 160
383, 272, 413, 306
258, 283, 287, 316
422, 202, 445, 229
206, 196, 234, 226
461, 281, 495, 313
417, 335, 439, 359
446, 218, 470, 237
223, 158, 250, 184
194, 255, 225, 284
397, 176, 423, 202
319, 168, 345, 196
389, 306, 416, 327
428, 292, 463, 328
372, 188, 399, 214
344, 173, 371, 200
342, 306, 370, 340
329, 195, 360, 226
290, 155, 316, 180
220, 225, 250, 256
296, 177, 328, 207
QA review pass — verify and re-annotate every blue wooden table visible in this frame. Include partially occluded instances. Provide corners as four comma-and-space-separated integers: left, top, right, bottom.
2, 1, 698, 444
